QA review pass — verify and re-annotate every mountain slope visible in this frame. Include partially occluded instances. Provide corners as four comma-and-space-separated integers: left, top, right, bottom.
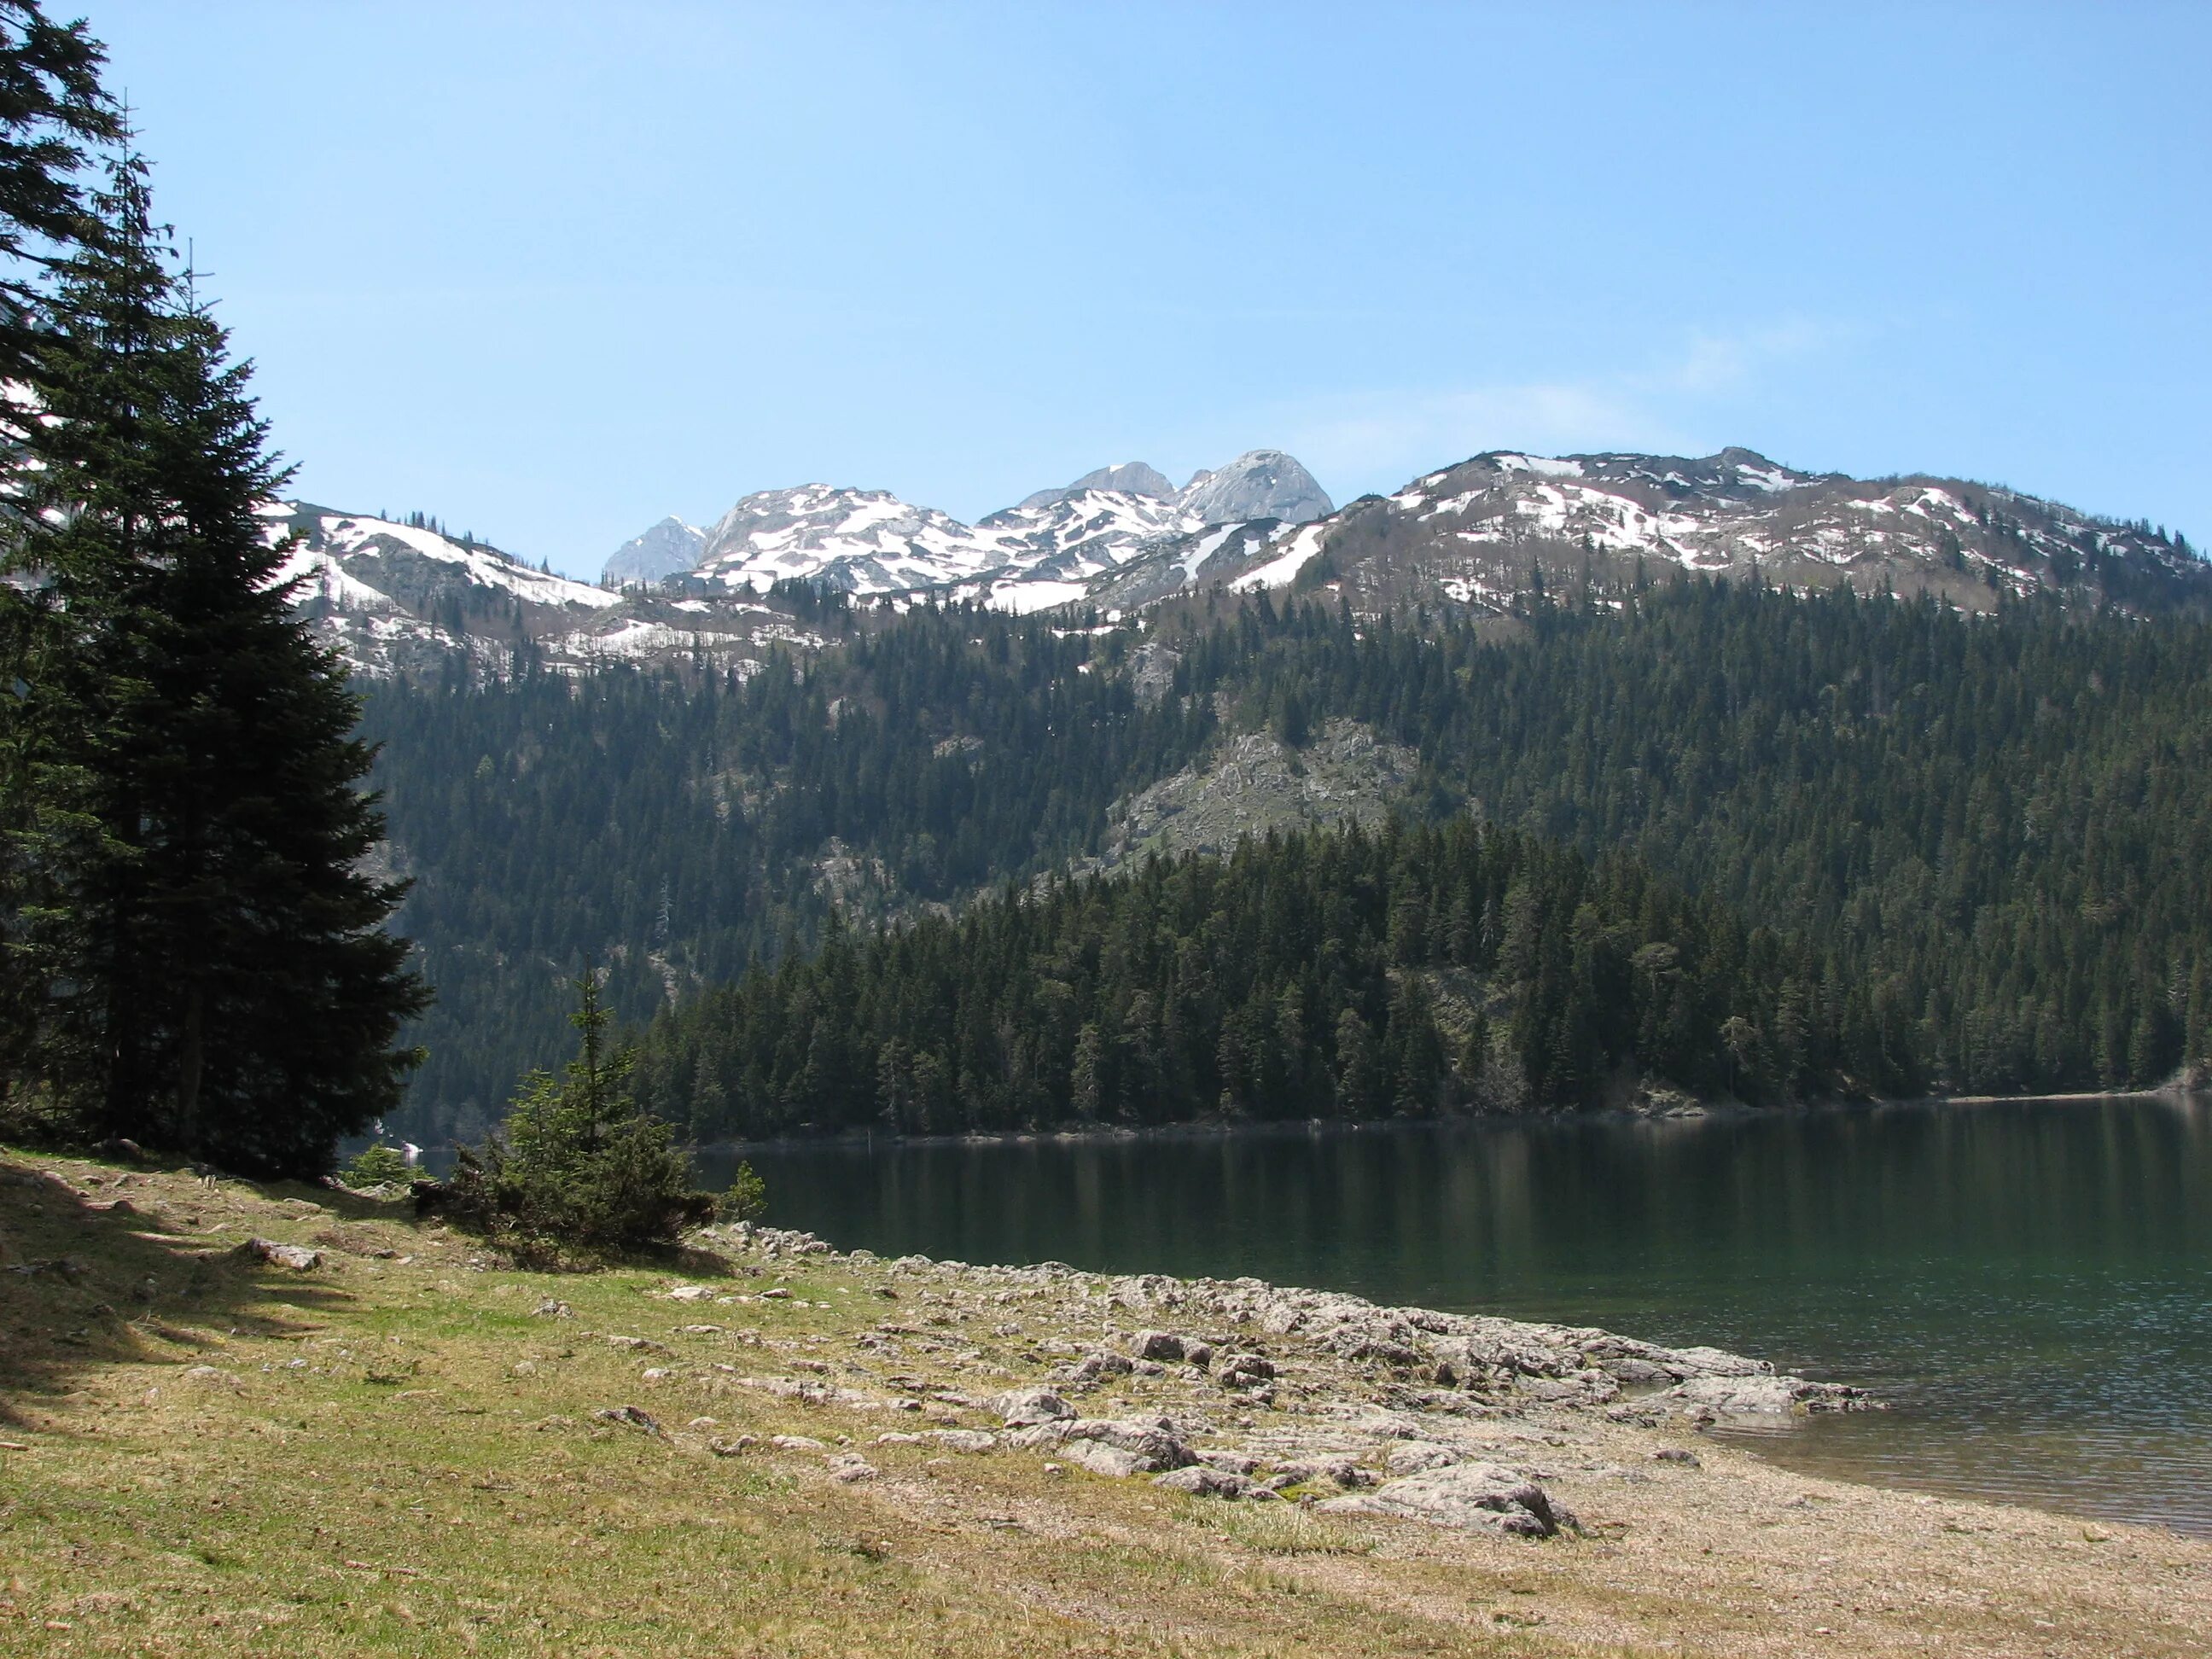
284, 445, 2207, 684
265, 503, 620, 676
266, 504, 831, 678
1225, 448, 2208, 615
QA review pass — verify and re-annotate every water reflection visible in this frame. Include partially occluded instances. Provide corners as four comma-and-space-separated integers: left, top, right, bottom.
718, 1096, 2212, 1534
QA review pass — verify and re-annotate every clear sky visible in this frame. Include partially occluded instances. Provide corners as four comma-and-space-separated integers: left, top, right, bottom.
87, 1, 2210, 577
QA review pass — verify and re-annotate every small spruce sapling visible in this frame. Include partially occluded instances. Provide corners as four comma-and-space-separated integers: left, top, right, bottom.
341, 1142, 410, 1190
719, 1161, 767, 1225
442, 968, 714, 1261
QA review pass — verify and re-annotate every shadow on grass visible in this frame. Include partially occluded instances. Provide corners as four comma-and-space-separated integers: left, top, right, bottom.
0, 1152, 373, 1429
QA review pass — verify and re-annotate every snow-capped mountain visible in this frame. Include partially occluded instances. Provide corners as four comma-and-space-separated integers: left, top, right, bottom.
1178, 447, 2210, 616
603, 516, 706, 587
264, 503, 627, 676
276, 444, 2206, 682
616, 449, 1339, 599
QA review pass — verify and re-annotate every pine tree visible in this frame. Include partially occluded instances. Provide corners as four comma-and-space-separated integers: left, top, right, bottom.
2, 145, 428, 1175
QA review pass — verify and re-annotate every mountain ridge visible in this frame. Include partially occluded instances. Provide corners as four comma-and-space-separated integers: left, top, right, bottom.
277, 445, 2209, 679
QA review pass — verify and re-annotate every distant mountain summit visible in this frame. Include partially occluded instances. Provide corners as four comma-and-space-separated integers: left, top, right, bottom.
1179, 450, 1333, 527
1019, 462, 1178, 509
602, 516, 705, 587
613, 447, 1336, 600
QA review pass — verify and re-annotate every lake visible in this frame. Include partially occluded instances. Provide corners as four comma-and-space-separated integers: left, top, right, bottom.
713, 1096, 2212, 1534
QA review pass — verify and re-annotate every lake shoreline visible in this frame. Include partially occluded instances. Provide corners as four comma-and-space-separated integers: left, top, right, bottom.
695, 1083, 2191, 1155
12, 1143, 2209, 1656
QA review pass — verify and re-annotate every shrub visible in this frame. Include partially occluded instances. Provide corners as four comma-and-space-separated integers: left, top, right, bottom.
342, 1142, 411, 1189
719, 1161, 767, 1224
440, 970, 714, 1262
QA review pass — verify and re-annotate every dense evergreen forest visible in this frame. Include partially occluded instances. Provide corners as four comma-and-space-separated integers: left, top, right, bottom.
360, 607, 1221, 1136
631, 819, 1848, 1136
367, 579, 2212, 1140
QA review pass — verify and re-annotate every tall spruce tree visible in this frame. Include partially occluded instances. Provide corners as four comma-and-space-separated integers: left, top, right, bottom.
0, 0, 117, 1103
2, 142, 428, 1176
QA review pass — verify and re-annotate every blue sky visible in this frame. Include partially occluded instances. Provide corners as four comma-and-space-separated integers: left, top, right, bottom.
92, 2, 2209, 577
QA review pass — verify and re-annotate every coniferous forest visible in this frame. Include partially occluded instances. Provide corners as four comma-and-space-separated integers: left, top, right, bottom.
0, 7, 425, 1176
364, 579, 2212, 1142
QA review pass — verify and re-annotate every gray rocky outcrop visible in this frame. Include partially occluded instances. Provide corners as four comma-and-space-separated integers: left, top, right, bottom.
1152, 1465, 1277, 1501
1319, 1463, 1572, 1537
1103, 1271, 1871, 1420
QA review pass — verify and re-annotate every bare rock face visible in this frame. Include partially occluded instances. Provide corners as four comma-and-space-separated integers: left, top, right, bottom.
1019, 463, 1179, 510
602, 515, 706, 587
1179, 451, 1334, 527
1319, 1462, 1572, 1537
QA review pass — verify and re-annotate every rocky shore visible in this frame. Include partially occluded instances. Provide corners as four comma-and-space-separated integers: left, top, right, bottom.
678, 1221, 1875, 1541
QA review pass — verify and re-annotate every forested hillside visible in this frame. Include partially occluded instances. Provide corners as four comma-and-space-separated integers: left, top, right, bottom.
631, 819, 1842, 1137
369, 580, 2212, 1141
360, 607, 1220, 1138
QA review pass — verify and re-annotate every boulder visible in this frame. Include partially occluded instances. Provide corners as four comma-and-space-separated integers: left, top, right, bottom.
1061, 1416, 1192, 1470
234, 1237, 321, 1272
1318, 1463, 1570, 1538
1383, 1441, 1465, 1477
992, 1386, 1074, 1428
1216, 1353, 1276, 1389
1152, 1466, 1277, 1501
1661, 1374, 1827, 1416
1063, 1440, 1151, 1478
1051, 1350, 1133, 1384
826, 1452, 877, 1483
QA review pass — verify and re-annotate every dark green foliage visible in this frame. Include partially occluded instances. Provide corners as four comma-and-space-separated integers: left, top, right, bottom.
0, 148, 427, 1175
1161, 581, 2212, 1095
0, 1, 116, 381
630, 818, 1802, 1137
441, 970, 714, 1260
358, 605, 1221, 1139
718, 1160, 766, 1224
374, 579, 2212, 1136
341, 1142, 410, 1189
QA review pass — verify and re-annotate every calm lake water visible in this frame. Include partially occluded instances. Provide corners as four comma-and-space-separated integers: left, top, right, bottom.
712, 1096, 2212, 1534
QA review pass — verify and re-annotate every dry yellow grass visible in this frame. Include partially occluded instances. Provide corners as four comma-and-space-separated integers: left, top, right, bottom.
2, 1147, 2206, 1657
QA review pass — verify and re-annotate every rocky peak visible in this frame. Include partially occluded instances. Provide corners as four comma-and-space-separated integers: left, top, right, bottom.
1179, 450, 1334, 527
1018, 461, 1179, 510
602, 515, 707, 587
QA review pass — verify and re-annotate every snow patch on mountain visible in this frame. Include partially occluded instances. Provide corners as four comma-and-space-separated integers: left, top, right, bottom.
1233, 521, 1330, 591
